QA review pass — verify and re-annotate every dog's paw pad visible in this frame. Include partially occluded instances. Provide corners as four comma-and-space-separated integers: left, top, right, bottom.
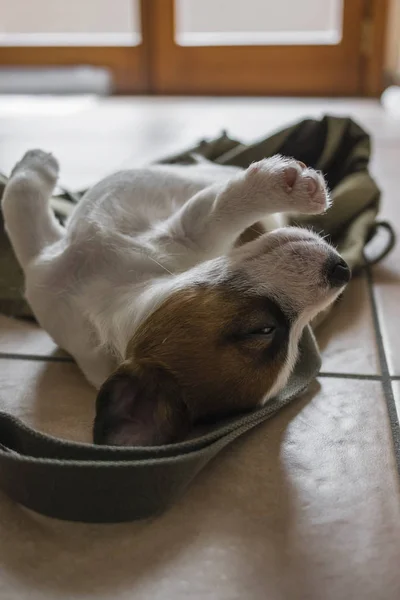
299, 171, 330, 214
284, 163, 329, 215
283, 166, 299, 190
305, 176, 318, 196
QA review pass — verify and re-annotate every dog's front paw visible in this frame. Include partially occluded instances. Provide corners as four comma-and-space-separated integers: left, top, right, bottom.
10, 149, 59, 185
247, 156, 330, 215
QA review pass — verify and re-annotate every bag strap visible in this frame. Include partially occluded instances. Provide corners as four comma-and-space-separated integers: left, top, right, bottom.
363, 221, 396, 266
0, 328, 320, 523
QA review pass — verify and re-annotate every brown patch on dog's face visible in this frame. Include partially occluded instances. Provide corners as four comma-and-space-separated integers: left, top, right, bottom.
132, 286, 290, 418
94, 285, 290, 447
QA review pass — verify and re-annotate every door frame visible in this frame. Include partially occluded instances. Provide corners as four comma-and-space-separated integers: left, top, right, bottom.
0, 0, 389, 96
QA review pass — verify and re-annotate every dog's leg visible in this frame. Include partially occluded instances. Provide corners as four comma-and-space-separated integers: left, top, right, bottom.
167, 155, 329, 254
2, 149, 65, 270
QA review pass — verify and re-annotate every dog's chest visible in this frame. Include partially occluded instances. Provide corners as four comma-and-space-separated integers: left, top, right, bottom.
107, 174, 212, 236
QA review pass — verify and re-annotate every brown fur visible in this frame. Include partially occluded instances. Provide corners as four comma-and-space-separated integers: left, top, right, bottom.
127, 285, 288, 421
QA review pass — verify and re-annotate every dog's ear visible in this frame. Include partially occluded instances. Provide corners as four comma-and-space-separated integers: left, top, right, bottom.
93, 366, 190, 447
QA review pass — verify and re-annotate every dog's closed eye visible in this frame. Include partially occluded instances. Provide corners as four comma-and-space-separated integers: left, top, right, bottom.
245, 325, 276, 337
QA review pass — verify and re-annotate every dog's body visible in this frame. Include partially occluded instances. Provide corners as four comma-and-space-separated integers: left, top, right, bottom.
2, 150, 350, 446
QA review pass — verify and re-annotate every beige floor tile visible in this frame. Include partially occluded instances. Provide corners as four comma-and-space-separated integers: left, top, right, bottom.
0, 315, 64, 358
0, 375, 399, 600
391, 381, 400, 428
316, 275, 380, 375
0, 358, 94, 442
368, 166, 400, 376
374, 280, 400, 375
373, 234, 400, 375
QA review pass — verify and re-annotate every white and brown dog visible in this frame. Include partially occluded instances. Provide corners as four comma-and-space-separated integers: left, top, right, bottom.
2, 150, 350, 446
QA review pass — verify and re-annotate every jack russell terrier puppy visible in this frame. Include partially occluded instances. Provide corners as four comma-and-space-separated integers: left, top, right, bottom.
2, 150, 350, 447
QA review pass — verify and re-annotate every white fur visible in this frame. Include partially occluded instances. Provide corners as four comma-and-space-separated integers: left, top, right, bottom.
2, 150, 342, 395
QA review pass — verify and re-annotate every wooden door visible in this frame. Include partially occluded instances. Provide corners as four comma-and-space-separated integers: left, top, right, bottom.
149, 0, 388, 96
0, 0, 388, 96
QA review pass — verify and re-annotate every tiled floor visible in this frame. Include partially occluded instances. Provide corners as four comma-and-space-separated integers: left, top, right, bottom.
0, 96, 400, 600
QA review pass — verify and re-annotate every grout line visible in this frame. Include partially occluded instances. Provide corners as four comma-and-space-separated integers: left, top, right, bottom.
0, 352, 74, 363
318, 372, 382, 381
365, 267, 400, 465
0, 352, 393, 382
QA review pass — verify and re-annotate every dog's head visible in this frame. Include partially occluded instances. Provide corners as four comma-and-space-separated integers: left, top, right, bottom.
93, 227, 350, 447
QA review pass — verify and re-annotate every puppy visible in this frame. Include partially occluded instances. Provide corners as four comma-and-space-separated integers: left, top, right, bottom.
2, 150, 350, 446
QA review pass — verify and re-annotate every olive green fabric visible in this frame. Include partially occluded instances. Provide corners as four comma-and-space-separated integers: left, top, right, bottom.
0, 115, 395, 522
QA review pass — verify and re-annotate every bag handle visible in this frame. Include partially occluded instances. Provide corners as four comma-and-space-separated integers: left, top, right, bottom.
363, 220, 396, 266
0, 328, 320, 523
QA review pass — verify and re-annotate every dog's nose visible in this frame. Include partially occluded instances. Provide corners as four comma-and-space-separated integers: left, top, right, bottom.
325, 257, 351, 287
